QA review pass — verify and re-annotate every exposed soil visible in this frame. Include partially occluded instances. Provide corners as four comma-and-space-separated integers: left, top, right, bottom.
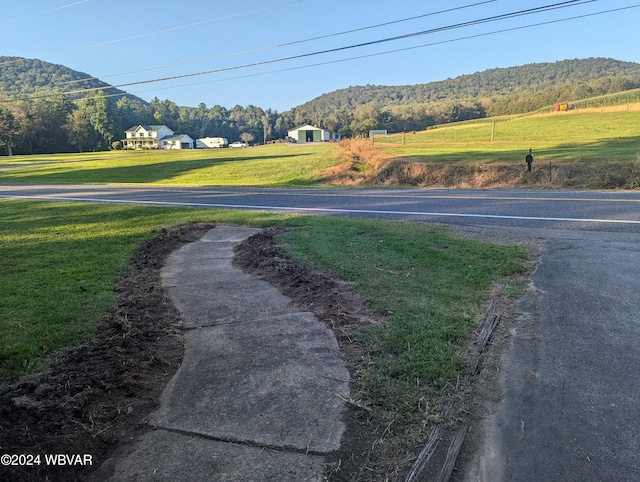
0, 223, 530, 482
0, 224, 215, 482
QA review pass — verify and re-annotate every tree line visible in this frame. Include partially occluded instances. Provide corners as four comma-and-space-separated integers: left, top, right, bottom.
0, 92, 300, 155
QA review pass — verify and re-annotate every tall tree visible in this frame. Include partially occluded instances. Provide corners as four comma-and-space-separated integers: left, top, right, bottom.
79, 90, 117, 150
23, 92, 74, 153
194, 103, 210, 138
0, 106, 18, 155
66, 108, 94, 152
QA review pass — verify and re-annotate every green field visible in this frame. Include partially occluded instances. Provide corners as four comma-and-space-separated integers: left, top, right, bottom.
377, 110, 640, 164
0, 143, 340, 186
2, 109, 639, 189
376, 111, 640, 163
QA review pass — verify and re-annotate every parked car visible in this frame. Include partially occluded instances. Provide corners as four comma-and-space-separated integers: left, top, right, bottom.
229, 141, 248, 148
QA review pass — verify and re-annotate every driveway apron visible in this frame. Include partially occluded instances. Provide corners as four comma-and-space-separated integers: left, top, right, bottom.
461, 230, 640, 481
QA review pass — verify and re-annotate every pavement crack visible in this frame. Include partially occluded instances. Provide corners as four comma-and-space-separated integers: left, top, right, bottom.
150, 426, 329, 457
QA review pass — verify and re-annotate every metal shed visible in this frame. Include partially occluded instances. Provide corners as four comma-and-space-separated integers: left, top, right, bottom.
287, 124, 340, 143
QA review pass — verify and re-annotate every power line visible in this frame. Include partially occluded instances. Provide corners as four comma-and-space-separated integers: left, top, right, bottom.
0, 0, 307, 69
61, 1, 603, 91
125, 4, 640, 100
2, 0, 627, 103
54, 0, 499, 87
0, 1, 88, 26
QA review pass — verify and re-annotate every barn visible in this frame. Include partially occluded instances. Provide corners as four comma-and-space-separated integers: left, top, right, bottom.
287, 124, 340, 143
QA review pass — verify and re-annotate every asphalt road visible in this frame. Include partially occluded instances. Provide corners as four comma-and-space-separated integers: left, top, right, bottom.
3, 184, 640, 480
2, 184, 640, 232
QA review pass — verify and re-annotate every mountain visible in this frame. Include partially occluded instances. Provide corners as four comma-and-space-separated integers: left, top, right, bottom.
0, 56, 146, 103
291, 58, 640, 128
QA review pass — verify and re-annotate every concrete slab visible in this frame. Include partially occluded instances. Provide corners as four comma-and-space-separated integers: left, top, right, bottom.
95, 429, 325, 482
151, 312, 349, 452
200, 227, 262, 243
163, 268, 299, 328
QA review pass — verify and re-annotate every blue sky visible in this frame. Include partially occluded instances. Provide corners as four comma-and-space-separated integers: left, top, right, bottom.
1, 0, 639, 112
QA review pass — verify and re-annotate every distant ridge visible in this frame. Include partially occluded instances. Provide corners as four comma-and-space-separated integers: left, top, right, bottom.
295, 58, 640, 112
0, 56, 147, 104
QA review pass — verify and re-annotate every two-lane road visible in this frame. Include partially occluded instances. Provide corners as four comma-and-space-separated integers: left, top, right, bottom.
2, 184, 640, 232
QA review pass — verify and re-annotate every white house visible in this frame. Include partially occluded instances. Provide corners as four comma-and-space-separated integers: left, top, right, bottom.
122, 125, 194, 149
287, 124, 340, 143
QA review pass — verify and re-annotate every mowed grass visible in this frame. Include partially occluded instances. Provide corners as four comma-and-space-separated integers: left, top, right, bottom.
270, 217, 527, 425
1, 108, 639, 188
0, 143, 340, 186
377, 110, 640, 164
0, 200, 528, 429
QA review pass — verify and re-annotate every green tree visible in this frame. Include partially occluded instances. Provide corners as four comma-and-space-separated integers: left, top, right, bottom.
193, 103, 210, 139
22, 92, 74, 153
350, 103, 380, 136
66, 108, 93, 152
79, 91, 117, 150
0, 106, 18, 155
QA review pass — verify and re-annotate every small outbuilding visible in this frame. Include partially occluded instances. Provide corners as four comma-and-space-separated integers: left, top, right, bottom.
161, 134, 195, 150
287, 124, 340, 143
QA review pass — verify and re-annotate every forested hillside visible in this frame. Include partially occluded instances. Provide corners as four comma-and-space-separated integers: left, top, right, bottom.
1, 56, 639, 155
292, 58, 640, 133
0, 56, 141, 102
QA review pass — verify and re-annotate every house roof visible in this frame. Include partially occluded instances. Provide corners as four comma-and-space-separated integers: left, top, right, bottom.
288, 124, 327, 132
161, 134, 194, 141
124, 124, 171, 132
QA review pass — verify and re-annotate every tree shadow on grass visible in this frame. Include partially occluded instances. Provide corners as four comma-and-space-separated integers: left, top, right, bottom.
0, 153, 306, 184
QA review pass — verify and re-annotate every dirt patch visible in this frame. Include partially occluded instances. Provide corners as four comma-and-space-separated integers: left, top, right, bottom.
0, 223, 216, 482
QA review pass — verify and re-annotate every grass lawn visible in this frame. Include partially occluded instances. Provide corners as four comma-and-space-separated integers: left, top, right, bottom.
1, 108, 639, 189
0, 143, 341, 186
377, 111, 640, 164
0, 200, 528, 429
278, 216, 528, 425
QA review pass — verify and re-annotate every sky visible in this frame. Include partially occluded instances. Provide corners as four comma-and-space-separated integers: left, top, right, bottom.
1, 0, 639, 112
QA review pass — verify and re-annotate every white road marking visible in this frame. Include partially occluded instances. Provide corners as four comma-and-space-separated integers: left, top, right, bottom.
3, 193, 640, 224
